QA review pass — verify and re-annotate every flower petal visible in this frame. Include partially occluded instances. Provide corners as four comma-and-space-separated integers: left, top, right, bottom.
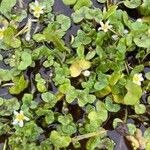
19, 121, 24, 127
14, 110, 18, 115
106, 20, 110, 25
12, 119, 18, 125
35, 0, 39, 6
20, 110, 24, 114
109, 25, 112, 29
98, 27, 102, 31
24, 116, 30, 121
100, 21, 104, 27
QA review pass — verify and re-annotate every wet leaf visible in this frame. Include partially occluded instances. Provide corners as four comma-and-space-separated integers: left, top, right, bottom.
70, 59, 91, 77
9, 75, 28, 95
144, 128, 150, 140
56, 14, 71, 31
105, 96, 120, 112
123, 0, 141, 9
18, 52, 32, 70
4, 27, 21, 48
62, 0, 77, 5
0, 0, 17, 18
124, 81, 142, 105
73, 0, 93, 10
97, 0, 106, 3
134, 104, 146, 114
50, 131, 71, 148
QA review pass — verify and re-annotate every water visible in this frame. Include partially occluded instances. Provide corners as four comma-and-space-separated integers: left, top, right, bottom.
0, 0, 149, 149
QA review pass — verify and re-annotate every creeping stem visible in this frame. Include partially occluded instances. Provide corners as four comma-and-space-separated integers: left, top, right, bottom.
71, 129, 107, 143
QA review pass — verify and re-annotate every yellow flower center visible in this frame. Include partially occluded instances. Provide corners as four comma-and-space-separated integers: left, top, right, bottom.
0, 30, 4, 39
16, 114, 25, 121
133, 76, 140, 82
103, 24, 109, 30
34, 6, 42, 13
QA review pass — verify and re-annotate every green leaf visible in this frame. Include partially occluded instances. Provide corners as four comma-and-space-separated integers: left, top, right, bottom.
127, 123, 136, 135
113, 118, 123, 128
36, 108, 54, 124
86, 137, 100, 150
109, 72, 121, 86
134, 35, 150, 48
145, 72, 150, 80
0, 0, 17, 18
9, 75, 28, 95
50, 131, 71, 148
35, 73, 47, 93
139, 0, 150, 16
15, 121, 43, 141
58, 114, 73, 125
123, 0, 141, 9
41, 92, 57, 108
77, 45, 85, 58
134, 104, 146, 114
97, 0, 106, 3
103, 5, 118, 19
94, 73, 109, 91
0, 97, 4, 106
18, 52, 32, 70
105, 96, 120, 112
3, 27, 21, 48
0, 97, 20, 116
33, 34, 46, 42
144, 128, 150, 140
124, 81, 142, 105
44, 23, 70, 53
62, 0, 77, 5
0, 69, 14, 82
56, 14, 71, 31
86, 50, 96, 60
131, 65, 144, 75
72, 30, 91, 48
45, 111, 55, 124
73, 0, 93, 10
77, 90, 96, 107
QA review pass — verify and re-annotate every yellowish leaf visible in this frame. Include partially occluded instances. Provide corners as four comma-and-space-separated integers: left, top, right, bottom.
78, 59, 91, 70
70, 63, 82, 77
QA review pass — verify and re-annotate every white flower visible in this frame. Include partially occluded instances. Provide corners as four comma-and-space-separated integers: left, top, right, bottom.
0, 27, 5, 40
13, 110, 29, 127
137, 18, 143, 22
30, 0, 45, 18
98, 20, 112, 32
123, 29, 129, 35
82, 70, 91, 77
133, 73, 144, 86
25, 33, 31, 41
112, 34, 119, 40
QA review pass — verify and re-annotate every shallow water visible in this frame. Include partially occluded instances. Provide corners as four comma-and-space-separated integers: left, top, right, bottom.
0, 0, 149, 149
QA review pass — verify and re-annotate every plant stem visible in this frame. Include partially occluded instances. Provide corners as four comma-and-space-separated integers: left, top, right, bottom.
3, 140, 7, 150
14, 25, 28, 38
109, 28, 123, 37
18, 0, 23, 8
71, 129, 107, 143
123, 107, 128, 122
125, 61, 130, 75
2, 83, 15, 87
14, 18, 33, 38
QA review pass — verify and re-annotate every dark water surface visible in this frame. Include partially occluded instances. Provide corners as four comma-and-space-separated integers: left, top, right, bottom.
0, 0, 149, 150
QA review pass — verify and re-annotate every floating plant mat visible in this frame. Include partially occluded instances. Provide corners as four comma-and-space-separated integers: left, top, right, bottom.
0, 0, 150, 149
